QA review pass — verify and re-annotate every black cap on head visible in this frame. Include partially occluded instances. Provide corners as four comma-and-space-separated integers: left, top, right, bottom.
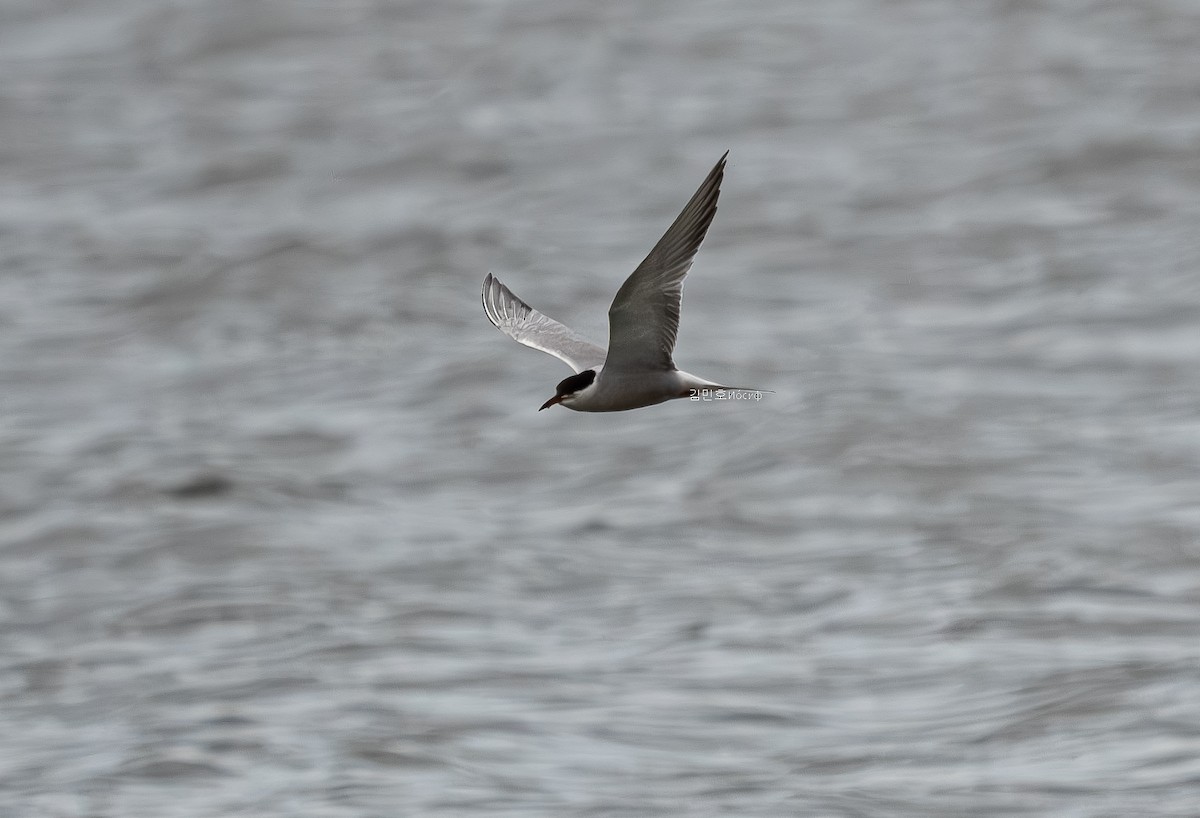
540, 368, 597, 411
555, 368, 596, 397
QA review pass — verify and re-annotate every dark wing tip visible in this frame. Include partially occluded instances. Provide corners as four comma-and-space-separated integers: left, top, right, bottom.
482, 272, 534, 331
482, 272, 497, 326
656, 152, 727, 264
711, 150, 729, 179
482, 272, 511, 329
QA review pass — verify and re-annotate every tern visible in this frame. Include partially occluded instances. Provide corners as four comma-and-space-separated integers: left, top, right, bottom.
482, 151, 763, 412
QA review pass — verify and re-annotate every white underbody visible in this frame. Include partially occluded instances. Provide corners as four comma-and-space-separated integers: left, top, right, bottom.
558, 366, 728, 412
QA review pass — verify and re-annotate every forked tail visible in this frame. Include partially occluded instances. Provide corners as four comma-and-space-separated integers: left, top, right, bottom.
677, 370, 772, 400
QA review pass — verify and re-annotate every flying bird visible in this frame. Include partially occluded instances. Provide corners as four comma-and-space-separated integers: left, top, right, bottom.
482, 152, 763, 412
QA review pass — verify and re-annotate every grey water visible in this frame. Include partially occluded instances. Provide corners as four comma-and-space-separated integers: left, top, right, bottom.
2, 1, 1199, 816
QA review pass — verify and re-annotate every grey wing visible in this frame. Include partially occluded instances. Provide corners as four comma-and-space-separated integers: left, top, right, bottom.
604, 151, 726, 373
482, 273, 607, 373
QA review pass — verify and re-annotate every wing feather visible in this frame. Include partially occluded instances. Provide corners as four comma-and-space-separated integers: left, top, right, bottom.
482, 273, 606, 373
604, 152, 727, 372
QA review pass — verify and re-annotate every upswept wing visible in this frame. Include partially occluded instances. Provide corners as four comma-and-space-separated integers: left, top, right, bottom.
482, 272, 606, 373
604, 152, 727, 373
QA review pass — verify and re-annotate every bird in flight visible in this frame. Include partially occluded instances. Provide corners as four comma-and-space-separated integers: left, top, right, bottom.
482, 152, 763, 412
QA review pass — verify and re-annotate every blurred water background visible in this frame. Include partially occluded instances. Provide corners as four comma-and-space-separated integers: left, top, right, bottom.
3, 1, 1200, 816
